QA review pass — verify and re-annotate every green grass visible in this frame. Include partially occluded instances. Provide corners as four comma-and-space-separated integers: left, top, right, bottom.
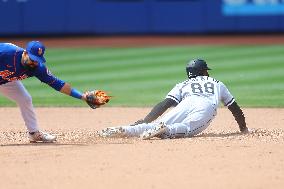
0, 45, 283, 107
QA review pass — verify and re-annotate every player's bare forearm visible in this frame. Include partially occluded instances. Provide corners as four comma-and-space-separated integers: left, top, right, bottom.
60, 83, 71, 95
60, 83, 86, 101
228, 101, 247, 132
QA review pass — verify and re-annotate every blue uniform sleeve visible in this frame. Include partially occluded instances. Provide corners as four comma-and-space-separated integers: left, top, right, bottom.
32, 63, 65, 91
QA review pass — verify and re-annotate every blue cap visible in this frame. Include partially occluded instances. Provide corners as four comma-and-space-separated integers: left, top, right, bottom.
26, 41, 46, 63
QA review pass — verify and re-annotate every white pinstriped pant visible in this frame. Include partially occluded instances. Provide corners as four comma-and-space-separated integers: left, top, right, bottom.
0, 80, 38, 132
123, 97, 217, 138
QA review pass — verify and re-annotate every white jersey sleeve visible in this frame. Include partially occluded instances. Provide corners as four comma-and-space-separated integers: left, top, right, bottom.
166, 83, 183, 104
219, 81, 235, 106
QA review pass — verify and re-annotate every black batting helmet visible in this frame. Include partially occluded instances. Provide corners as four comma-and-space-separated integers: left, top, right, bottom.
186, 58, 211, 78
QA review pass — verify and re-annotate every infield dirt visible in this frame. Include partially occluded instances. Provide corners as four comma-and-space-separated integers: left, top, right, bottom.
0, 107, 284, 189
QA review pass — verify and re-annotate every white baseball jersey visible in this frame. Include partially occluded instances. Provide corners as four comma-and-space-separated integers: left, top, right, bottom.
150, 76, 236, 137
166, 76, 235, 108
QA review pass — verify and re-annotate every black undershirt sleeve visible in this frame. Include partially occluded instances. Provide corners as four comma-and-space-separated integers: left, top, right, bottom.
131, 98, 178, 125
228, 101, 247, 132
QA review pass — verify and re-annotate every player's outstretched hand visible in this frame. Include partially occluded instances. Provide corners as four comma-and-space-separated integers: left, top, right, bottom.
84, 90, 111, 109
240, 127, 251, 134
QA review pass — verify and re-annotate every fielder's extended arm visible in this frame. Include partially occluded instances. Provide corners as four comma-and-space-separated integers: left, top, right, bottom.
23, 48, 110, 109
60, 83, 110, 109
60, 83, 86, 101
132, 98, 178, 125
228, 101, 248, 133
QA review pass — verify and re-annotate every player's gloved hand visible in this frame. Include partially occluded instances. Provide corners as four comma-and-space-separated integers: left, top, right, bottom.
130, 119, 145, 126
84, 90, 111, 109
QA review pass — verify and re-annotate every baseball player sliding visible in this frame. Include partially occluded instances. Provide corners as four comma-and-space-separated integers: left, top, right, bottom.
99, 58, 249, 139
0, 41, 110, 143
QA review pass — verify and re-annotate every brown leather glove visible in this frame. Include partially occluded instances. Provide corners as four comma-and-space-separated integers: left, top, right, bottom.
85, 90, 111, 109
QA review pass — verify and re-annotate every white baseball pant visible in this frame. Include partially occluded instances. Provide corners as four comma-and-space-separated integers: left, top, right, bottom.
123, 97, 217, 138
0, 80, 39, 132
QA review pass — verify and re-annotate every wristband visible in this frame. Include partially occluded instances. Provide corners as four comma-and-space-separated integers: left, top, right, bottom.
70, 88, 83, 99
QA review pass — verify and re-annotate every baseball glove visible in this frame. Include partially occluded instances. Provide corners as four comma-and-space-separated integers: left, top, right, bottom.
85, 90, 111, 109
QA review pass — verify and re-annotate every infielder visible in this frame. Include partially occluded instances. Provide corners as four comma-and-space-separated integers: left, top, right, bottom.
0, 41, 108, 143
99, 58, 248, 139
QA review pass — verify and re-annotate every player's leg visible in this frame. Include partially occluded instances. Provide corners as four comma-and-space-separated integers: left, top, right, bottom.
99, 123, 154, 138
183, 111, 216, 137
0, 81, 38, 132
139, 100, 192, 139
145, 99, 216, 139
140, 122, 168, 140
147, 99, 193, 138
164, 101, 217, 138
123, 123, 154, 137
0, 81, 56, 142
